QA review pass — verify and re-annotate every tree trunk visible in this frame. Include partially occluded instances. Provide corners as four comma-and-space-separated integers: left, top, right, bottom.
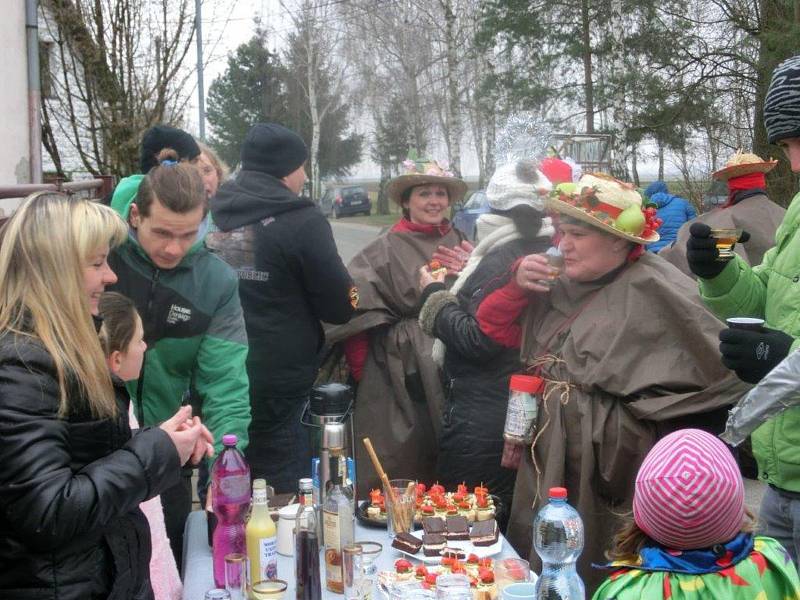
443, 0, 461, 176
658, 142, 665, 181
378, 161, 391, 215
631, 145, 640, 188
305, 25, 321, 202
580, 0, 594, 133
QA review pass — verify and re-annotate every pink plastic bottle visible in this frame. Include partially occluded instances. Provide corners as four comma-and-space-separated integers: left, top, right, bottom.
211, 434, 251, 588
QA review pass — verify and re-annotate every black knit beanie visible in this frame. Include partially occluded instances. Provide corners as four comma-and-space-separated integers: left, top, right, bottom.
139, 125, 201, 173
764, 55, 800, 144
240, 123, 308, 178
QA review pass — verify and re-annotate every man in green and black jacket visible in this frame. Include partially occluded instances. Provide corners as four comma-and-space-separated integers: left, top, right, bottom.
108, 132, 251, 568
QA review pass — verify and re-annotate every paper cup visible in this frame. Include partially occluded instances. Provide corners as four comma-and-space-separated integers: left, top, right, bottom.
726, 317, 765, 332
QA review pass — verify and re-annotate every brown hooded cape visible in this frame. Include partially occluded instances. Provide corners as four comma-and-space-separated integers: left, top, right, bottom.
505, 252, 750, 594
326, 226, 465, 496
659, 193, 785, 277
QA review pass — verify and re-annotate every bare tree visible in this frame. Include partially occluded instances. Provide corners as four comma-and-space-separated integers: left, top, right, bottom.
40, 0, 199, 177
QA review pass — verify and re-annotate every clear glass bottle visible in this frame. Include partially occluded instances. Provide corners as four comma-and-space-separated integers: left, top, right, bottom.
295, 497, 322, 600
323, 450, 355, 593
246, 478, 278, 583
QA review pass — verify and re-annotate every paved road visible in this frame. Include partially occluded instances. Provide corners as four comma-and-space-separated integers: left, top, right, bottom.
330, 220, 381, 264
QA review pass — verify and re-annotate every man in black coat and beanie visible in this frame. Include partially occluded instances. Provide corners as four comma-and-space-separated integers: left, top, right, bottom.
208, 122, 355, 492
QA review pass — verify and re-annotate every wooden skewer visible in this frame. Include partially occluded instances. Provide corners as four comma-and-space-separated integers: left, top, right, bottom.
363, 437, 411, 532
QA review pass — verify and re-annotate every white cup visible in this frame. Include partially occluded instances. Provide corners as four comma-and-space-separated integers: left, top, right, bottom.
277, 503, 299, 556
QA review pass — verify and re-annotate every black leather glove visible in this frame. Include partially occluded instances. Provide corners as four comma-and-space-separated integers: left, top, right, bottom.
687, 223, 724, 279
719, 326, 794, 384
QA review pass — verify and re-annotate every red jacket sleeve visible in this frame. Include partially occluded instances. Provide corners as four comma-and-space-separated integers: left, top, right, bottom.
475, 263, 530, 349
343, 331, 369, 382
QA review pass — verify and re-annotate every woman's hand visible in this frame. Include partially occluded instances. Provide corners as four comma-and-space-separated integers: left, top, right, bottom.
419, 265, 446, 290
160, 406, 215, 466
515, 254, 556, 292
432, 240, 474, 275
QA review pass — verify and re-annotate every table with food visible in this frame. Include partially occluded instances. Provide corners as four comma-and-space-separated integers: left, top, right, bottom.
182, 479, 534, 600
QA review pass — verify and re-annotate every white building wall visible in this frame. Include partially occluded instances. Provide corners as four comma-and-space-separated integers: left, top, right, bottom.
0, 1, 31, 186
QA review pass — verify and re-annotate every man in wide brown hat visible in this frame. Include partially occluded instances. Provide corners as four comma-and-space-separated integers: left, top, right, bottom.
660, 150, 785, 276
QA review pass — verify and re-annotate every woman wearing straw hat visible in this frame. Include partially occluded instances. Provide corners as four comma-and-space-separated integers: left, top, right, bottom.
415, 158, 569, 523
660, 150, 785, 276
593, 428, 800, 599
495, 174, 748, 593
326, 158, 468, 494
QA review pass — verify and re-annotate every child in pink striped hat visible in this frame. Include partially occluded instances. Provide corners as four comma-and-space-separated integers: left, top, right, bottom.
593, 429, 800, 599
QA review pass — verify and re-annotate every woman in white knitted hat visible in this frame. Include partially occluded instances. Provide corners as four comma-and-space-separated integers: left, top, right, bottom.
495, 174, 750, 594
415, 158, 571, 520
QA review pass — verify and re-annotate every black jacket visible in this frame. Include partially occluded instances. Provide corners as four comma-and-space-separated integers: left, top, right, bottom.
0, 334, 181, 600
419, 237, 551, 502
210, 170, 354, 419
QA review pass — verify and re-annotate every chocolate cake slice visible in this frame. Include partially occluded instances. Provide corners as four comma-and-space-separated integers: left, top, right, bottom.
445, 515, 470, 541
391, 531, 422, 554
423, 516, 446, 535
441, 547, 466, 560
422, 533, 447, 557
469, 518, 499, 547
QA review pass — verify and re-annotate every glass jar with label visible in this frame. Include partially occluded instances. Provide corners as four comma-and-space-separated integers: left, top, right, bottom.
501, 375, 543, 469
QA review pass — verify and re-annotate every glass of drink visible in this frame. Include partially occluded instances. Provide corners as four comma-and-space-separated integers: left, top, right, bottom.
709, 228, 742, 261
343, 544, 370, 600
224, 553, 249, 600
537, 247, 564, 286
251, 580, 288, 600
384, 479, 416, 538
727, 317, 766, 332
494, 558, 531, 592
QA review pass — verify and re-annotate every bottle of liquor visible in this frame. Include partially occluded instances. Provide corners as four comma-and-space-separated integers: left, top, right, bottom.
323, 449, 354, 593
296, 482, 322, 600
247, 479, 278, 583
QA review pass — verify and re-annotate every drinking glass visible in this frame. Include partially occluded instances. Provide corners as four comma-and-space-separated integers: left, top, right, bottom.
224, 553, 249, 600
494, 558, 531, 592
501, 582, 537, 600
709, 228, 742, 261
435, 574, 471, 600
353, 540, 382, 576
384, 479, 416, 538
251, 580, 288, 600
343, 544, 370, 600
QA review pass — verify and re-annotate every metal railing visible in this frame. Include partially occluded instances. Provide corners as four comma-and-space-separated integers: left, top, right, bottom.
0, 175, 115, 200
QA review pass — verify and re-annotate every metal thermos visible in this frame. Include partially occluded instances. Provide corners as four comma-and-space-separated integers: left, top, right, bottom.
319, 422, 345, 507
305, 383, 354, 458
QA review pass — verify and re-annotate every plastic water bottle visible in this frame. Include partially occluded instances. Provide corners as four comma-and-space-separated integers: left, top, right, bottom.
532, 487, 585, 600
211, 434, 251, 588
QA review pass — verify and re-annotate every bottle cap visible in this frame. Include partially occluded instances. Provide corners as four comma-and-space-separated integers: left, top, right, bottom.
322, 422, 346, 450
298, 478, 314, 493
253, 478, 267, 490
222, 434, 238, 446
509, 374, 543, 394
549, 487, 567, 499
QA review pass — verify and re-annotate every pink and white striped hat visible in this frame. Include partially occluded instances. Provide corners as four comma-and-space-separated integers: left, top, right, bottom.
633, 428, 745, 550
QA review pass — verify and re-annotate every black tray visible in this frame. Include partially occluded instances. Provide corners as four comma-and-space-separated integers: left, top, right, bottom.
355, 500, 387, 529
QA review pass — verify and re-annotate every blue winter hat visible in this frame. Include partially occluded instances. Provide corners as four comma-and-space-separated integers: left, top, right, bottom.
764, 55, 800, 144
644, 181, 668, 199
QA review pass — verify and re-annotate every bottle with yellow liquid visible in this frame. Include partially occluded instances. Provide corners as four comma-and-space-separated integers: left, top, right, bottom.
247, 479, 278, 583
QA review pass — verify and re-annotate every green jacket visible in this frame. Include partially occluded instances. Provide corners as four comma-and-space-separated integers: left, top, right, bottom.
108, 176, 251, 456
700, 190, 800, 492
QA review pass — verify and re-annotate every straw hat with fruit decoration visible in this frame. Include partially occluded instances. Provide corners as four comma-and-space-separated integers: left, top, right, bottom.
387, 154, 468, 206
548, 173, 661, 244
712, 149, 778, 181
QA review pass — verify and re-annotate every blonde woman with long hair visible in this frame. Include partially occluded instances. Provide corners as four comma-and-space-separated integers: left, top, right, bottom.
0, 192, 212, 600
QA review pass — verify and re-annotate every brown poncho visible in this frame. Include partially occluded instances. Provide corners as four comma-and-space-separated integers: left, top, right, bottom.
505, 252, 750, 594
659, 193, 785, 277
326, 226, 465, 495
